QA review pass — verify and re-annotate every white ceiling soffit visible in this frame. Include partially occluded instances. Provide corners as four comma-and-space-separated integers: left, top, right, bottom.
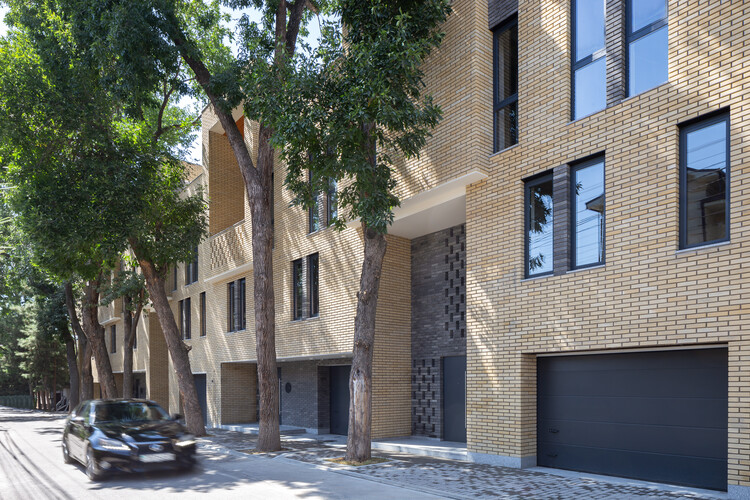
355, 170, 487, 239
208, 106, 245, 134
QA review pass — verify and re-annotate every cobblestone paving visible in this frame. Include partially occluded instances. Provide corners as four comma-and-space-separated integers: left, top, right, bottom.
200, 430, 721, 499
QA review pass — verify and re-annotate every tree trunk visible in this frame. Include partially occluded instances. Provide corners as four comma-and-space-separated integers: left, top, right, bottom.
64, 331, 79, 411
81, 279, 117, 399
137, 257, 206, 436
245, 125, 280, 452
346, 224, 387, 463
79, 336, 93, 401
121, 295, 140, 399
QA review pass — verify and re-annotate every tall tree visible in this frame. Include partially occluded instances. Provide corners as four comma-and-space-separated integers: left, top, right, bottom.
271, 0, 450, 461
57, 0, 324, 450
0, 2, 209, 433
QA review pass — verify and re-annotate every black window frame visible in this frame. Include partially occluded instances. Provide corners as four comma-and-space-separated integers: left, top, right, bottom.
227, 279, 246, 332
200, 291, 207, 337
493, 14, 519, 153
570, 155, 606, 269
237, 278, 246, 331
524, 172, 555, 279
172, 265, 177, 292
308, 253, 319, 318
625, 0, 668, 98
180, 298, 191, 340
227, 281, 236, 331
292, 258, 304, 320
571, 0, 607, 120
679, 111, 730, 250
185, 247, 198, 285
308, 171, 321, 234
110, 325, 116, 353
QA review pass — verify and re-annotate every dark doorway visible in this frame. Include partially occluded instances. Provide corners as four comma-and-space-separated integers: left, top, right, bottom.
193, 373, 208, 425
442, 355, 466, 443
278, 367, 282, 425
537, 348, 728, 491
329, 365, 351, 435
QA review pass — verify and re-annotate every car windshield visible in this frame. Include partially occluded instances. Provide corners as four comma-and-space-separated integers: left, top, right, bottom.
92, 402, 170, 423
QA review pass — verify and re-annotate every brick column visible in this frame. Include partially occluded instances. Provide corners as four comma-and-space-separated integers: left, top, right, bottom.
552, 165, 570, 276
488, 0, 518, 30
605, 0, 627, 105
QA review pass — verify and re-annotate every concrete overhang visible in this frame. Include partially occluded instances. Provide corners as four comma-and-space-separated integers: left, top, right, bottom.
204, 261, 253, 285
221, 352, 353, 364
347, 169, 487, 239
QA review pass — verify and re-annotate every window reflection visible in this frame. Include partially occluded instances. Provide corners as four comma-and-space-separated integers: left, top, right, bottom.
682, 117, 728, 247
572, 0, 606, 119
628, 0, 668, 96
573, 159, 605, 267
526, 176, 554, 276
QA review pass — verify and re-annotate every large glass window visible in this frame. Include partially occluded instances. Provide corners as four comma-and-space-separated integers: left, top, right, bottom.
572, 157, 605, 268
680, 113, 729, 248
308, 253, 319, 317
493, 15, 518, 152
628, 0, 667, 96
525, 174, 554, 277
292, 259, 304, 320
572, 0, 606, 119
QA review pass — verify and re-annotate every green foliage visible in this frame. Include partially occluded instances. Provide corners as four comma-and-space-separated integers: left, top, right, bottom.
268, 0, 451, 233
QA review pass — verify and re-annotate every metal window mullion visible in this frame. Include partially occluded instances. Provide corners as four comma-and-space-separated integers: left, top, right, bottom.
495, 94, 518, 114
627, 18, 667, 43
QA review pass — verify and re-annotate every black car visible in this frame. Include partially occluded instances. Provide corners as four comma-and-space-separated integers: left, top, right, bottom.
62, 399, 197, 480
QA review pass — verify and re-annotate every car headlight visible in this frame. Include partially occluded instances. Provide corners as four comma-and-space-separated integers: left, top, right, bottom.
98, 438, 130, 452
175, 435, 196, 447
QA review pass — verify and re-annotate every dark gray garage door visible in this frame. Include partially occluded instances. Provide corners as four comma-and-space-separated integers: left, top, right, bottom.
537, 348, 727, 491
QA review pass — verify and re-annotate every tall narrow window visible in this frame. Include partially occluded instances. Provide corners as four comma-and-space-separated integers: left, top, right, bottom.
525, 174, 554, 277
327, 178, 338, 225
493, 15, 518, 152
110, 325, 117, 353
292, 259, 303, 320
271, 171, 275, 247
308, 253, 319, 317
627, 0, 667, 96
308, 171, 321, 233
172, 265, 177, 291
572, 157, 605, 268
680, 113, 729, 249
180, 298, 191, 340
237, 278, 246, 331
200, 292, 207, 337
227, 281, 236, 331
133, 325, 137, 350
185, 247, 198, 284
572, 0, 606, 119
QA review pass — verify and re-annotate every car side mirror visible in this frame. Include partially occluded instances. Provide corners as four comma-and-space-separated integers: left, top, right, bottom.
172, 413, 182, 421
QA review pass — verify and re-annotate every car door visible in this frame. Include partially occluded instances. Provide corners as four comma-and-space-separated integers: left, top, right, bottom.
67, 401, 90, 460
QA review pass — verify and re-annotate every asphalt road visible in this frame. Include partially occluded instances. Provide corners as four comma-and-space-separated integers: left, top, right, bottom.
0, 406, 442, 500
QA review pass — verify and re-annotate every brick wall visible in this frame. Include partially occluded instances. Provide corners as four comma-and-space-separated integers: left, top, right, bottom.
220, 362, 257, 424
411, 224, 467, 438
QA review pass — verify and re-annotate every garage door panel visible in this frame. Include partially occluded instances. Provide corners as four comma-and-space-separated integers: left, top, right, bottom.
539, 367, 727, 399
538, 395, 727, 428
538, 419, 727, 458
537, 349, 727, 491
538, 444, 727, 491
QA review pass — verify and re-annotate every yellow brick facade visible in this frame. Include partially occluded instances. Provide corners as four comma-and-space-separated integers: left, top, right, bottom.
94, 0, 750, 492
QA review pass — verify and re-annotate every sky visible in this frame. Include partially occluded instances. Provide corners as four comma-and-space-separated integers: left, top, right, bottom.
0, 5, 326, 164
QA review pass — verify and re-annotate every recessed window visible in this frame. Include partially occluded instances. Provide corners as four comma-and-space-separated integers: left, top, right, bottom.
172, 265, 177, 291
327, 178, 338, 225
628, 0, 667, 96
200, 292, 206, 337
572, 0, 606, 119
110, 325, 116, 353
525, 174, 554, 277
572, 157, 605, 268
227, 279, 246, 332
292, 258, 304, 320
180, 298, 191, 340
309, 171, 321, 233
680, 112, 729, 249
308, 253, 319, 317
133, 326, 137, 350
493, 15, 518, 152
185, 247, 198, 285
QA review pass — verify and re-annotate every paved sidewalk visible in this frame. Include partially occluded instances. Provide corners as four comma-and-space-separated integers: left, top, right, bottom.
200, 429, 725, 499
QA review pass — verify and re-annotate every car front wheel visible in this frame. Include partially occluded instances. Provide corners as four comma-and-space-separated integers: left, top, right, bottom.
62, 436, 72, 464
86, 446, 102, 481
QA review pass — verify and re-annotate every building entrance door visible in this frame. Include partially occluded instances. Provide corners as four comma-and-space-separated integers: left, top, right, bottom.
329, 365, 351, 435
442, 355, 466, 443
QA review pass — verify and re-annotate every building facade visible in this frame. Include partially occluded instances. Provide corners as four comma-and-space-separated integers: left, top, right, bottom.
95, 0, 750, 495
